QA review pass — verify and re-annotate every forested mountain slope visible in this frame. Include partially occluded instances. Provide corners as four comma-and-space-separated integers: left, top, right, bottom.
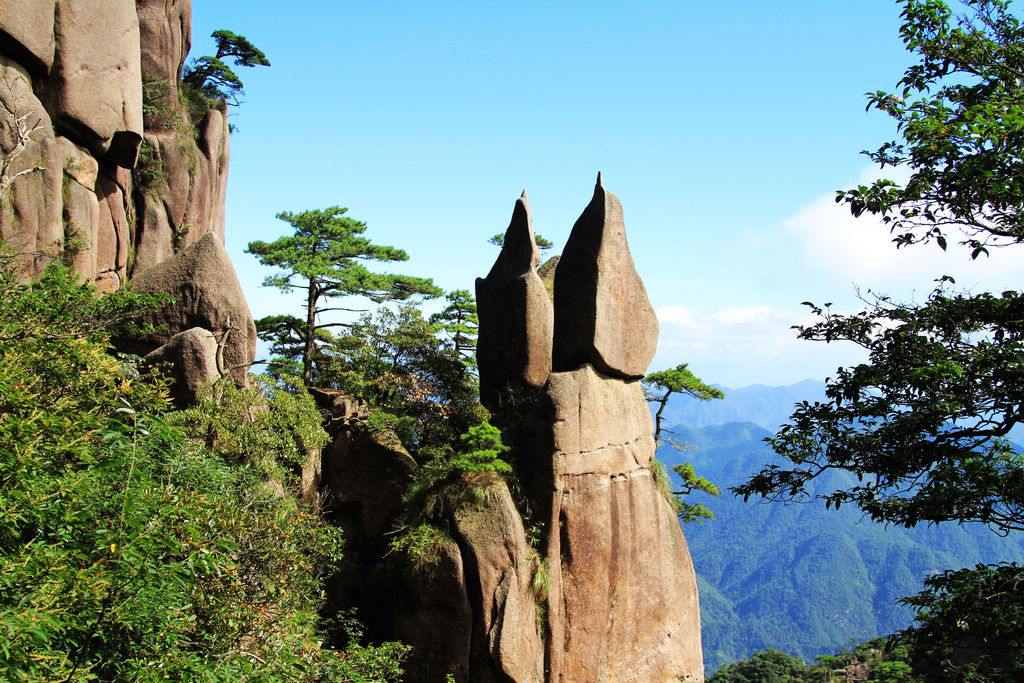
661, 421, 1024, 673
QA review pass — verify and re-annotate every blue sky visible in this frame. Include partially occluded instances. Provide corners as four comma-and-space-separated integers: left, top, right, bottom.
189, 1, 1024, 388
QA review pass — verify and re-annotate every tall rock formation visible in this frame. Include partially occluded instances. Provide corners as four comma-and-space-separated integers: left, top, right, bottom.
475, 175, 704, 682
0, 0, 253, 393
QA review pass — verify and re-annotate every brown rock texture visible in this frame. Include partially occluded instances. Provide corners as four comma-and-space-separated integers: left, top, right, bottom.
553, 173, 659, 380
392, 537, 474, 683
0, 0, 55, 76
541, 365, 703, 682
0, 0, 229, 292
475, 191, 553, 409
319, 397, 417, 549
0, 54, 62, 274
143, 326, 219, 408
136, 0, 191, 103
46, 0, 143, 166
462, 182, 703, 682
121, 233, 256, 386
450, 475, 545, 683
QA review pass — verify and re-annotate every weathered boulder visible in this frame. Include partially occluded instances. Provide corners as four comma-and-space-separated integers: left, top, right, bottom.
120, 233, 256, 386
552, 173, 659, 379
540, 365, 703, 682
475, 191, 553, 409
0, 0, 55, 76
0, 0, 230, 288
451, 474, 545, 683
143, 326, 219, 408
45, 0, 142, 166
133, 108, 230, 271
319, 401, 417, 550
94, 166, 132, 292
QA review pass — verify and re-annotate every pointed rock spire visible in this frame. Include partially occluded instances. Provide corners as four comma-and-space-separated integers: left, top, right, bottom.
475, 191, 554, 409
552, 174, 659, 379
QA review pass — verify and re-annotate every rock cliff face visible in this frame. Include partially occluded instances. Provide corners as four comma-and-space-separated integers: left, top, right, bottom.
0, 0, 230, 288
0, 0, 253, 392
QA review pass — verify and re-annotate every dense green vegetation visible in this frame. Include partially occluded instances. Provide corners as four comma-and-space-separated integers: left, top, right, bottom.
0, 259, 408, 680
708, 638, 916, 683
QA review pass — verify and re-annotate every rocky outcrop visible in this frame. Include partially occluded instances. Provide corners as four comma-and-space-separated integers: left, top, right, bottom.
119, 233, 256, 386
470, 180, 701, 681
143, 326, 219, 407
451, 476, 545, 683
393, 536, 474, 683
475, 191, 553, 410
553, 173, 659, 380
0, 0, 229, 289
541, 365, 703, 681
0, 0, 56, 76
0, 0, 244, 400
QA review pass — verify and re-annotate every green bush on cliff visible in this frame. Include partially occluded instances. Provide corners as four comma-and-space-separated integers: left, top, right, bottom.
0, 260, 405, 680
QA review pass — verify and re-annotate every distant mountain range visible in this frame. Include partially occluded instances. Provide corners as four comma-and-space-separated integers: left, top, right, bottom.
658, 383, 1024, 674
657, 380, 827, 432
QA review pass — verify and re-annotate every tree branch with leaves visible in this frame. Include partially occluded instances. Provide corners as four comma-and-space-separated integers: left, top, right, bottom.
642, 363, 724, 523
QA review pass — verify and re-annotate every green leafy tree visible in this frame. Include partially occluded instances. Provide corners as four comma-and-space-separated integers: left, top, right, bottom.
736, 0, 1024, 535
708, 648, 811, 682
429, 288, 479, 366
247, 206, 442, 386
896, 562, 1023, 682
324, 303, 485, 451
182, 30, 270, 106
643, 364, 724, 523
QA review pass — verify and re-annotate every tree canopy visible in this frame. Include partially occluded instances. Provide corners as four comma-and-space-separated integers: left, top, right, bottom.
182, 30, 270, 106
735, 0, 1024, 536
247, 206, 442, 385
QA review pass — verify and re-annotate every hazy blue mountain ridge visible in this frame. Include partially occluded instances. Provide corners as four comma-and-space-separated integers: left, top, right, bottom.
658, 379, 827, 432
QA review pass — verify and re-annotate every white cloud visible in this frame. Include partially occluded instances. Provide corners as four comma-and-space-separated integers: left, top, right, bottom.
783, 166, 1024, 296
654, 304, 863, 387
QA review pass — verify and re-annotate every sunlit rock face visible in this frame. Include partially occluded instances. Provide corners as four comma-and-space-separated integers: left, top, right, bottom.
0, 0, 229, 290
553, 173, 659, 380
0, 0, 245, 398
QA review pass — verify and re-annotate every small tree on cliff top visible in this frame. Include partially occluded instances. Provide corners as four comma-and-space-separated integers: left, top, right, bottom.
247, 206, 442, 386
182, 30, 270, 106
